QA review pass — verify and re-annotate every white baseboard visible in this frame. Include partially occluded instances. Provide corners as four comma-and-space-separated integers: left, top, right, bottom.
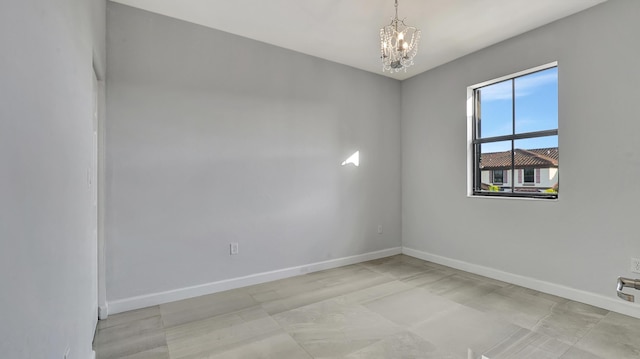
402, 247, 640, 319
98, 305, 108, 320
108, 247, 402, 315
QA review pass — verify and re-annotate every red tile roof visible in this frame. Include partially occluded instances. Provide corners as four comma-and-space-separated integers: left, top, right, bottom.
480, 147, 558, 170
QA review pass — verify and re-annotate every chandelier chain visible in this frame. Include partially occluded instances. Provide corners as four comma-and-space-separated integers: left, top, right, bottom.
395, 0, 398, 20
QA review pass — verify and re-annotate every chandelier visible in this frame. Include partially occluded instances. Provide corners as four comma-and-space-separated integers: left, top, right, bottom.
380, 0, 421, 73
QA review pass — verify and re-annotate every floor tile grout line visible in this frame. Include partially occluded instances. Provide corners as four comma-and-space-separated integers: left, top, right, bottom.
266, 305, 316, 358
566, 309, 610, 355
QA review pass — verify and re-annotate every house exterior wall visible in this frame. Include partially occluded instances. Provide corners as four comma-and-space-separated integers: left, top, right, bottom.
481, 167, 558, 191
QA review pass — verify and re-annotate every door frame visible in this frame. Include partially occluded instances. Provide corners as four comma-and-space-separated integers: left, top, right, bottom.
93, 66, 108, 320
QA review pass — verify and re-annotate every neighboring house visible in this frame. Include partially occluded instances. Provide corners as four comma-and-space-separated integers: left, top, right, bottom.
480, 147, 559, 192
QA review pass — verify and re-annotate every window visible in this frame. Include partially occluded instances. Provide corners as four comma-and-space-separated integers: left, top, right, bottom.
468, 62, 559, 199
523, 168, 534, 183
492, 170, 504, 184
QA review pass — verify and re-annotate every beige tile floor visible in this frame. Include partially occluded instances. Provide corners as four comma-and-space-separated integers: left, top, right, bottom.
93, 255, 640, 359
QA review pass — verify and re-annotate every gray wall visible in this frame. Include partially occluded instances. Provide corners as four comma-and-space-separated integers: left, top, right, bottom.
402, 0, 640, 309
106, 3, 401, 302
0, 0, 105, 357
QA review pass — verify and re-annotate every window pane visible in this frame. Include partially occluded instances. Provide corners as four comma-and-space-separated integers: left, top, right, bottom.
478, 141, 512, 193
514, 136, 558, 193
524, 168, 535, 183
493, 170, 504, 184
514, 67, 558, 134
477, 80, 512, 138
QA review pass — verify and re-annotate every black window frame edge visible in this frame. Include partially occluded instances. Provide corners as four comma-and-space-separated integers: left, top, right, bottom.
467, 61, 559, 200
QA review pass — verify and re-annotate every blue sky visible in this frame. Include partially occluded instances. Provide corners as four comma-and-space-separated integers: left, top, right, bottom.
479, 67, 558, 153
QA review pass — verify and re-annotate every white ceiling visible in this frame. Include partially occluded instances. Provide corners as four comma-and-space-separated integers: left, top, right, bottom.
110, 0, 606, 80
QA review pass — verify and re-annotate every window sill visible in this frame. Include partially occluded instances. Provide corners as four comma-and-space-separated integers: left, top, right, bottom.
467, 193, 558, 201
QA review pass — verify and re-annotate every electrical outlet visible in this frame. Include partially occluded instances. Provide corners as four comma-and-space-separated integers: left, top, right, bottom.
377, 225, 383, 234
631, 258, 640, 274
230, 242, 239, 255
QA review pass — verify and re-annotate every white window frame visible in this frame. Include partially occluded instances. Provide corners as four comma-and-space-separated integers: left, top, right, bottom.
466, 61, 558, 200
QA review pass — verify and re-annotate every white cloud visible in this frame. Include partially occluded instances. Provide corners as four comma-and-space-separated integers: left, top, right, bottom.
480, 80, 512, 101
480, 71, 557, 102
